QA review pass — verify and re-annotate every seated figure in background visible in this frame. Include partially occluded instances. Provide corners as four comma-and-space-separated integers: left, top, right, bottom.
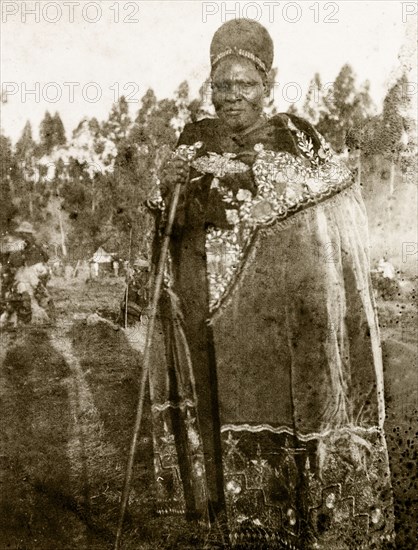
0, 222, 54, 327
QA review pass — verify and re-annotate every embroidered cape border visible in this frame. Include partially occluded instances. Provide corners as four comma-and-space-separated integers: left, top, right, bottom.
208, 182, 356, 319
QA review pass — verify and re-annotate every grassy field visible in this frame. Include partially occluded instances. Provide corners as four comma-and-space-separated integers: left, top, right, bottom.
0, 275, 417, 549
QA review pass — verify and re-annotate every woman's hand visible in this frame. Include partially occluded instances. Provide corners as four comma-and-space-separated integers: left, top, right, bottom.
161, 157, 190, 195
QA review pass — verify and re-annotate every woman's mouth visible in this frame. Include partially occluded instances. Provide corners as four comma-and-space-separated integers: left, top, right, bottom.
225, 109, 244, 116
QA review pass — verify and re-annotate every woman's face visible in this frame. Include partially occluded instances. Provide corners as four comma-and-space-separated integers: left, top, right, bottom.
211, 57, 266, 132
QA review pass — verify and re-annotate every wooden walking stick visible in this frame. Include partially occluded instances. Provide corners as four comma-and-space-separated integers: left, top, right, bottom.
114, 175, 187, 550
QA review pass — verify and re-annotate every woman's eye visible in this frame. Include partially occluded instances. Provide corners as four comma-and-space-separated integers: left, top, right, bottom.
212, 82, 258, 94
213, 83, 228, 92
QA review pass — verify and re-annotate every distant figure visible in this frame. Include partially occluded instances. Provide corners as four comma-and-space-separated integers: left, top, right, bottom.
51, 258, 64, 277
120, 261, 150, 326
64, 264, 74, 280
90, 261, 99, 279
0, 222, 54, 327
113, 259, 120, 278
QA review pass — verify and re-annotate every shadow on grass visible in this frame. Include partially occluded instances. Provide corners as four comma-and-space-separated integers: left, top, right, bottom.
67, 321, 151, 537
1, 328, 107, 549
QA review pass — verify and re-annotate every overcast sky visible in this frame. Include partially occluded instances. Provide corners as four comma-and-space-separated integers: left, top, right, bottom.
1, 0, 416, 143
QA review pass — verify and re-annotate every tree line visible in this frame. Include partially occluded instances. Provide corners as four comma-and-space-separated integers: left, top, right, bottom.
0, 64, 415, 263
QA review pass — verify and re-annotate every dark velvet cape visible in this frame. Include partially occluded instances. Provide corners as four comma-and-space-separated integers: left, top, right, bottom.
157, 114, 315, 516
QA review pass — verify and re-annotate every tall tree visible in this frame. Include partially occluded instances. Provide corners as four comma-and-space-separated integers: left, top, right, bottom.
172, 81, 192, 136
52, 112, 67, 148
344, 80, 375, 183
39, 111, 54, 154
379, 73, 411, 195
135, 88, 157, 128
15, 121, 36, 160
317, 64, 358, 151
0, 134, 17, 233
15, 121, 39, 218
39, 111, 66, 155
302, 73, 331, 127
102, 96, 132, 145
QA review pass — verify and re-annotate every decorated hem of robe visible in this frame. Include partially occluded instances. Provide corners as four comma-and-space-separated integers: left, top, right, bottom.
221, 428, 395, 549
152, 403, 209, 519
220, 423, 383, 441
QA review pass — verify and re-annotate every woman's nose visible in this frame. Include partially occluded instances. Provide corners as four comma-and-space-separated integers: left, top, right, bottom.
224, 84, 242, 101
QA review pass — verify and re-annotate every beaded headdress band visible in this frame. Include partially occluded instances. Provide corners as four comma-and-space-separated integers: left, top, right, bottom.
211, 47, 269, 75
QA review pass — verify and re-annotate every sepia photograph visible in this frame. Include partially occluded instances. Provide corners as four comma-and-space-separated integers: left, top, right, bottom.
1, 1, 417, 548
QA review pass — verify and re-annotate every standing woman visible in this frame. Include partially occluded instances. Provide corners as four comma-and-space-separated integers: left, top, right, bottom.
148, 19, 395, 549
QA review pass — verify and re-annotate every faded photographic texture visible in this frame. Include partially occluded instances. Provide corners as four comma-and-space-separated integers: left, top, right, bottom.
0, 1, 417, 549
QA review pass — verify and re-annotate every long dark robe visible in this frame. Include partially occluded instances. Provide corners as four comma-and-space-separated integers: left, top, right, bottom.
148, 114, 395, 548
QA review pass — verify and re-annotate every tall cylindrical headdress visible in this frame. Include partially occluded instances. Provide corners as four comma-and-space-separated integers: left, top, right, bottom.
210, 19, 274, 76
